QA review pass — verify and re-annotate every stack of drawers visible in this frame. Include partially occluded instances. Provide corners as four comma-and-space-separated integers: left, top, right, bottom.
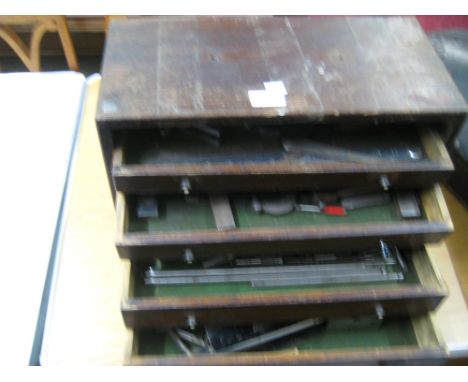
96, 16, 467, 365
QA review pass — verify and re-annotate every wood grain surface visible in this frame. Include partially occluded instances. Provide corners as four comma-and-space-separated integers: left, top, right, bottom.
97, 16, 466, 123
95, 16, 467, 195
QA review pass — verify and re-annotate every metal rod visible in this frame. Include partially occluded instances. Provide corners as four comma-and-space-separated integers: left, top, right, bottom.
146, 267, 401, 286
146, 263, 393, 279
175, 329, 208, 348
394, 247, 408, 272
235, 257, 284, 266
282, 139, 392, 163
169, 330, 192, 357
251, 272, 404, 287
218, 318, 324, 353
283, 254, 396, 265
145, 267, 393, 285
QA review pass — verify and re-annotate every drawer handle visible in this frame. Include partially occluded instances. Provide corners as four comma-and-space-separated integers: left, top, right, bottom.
379, 175, 391, 191
180, 177, 191, 195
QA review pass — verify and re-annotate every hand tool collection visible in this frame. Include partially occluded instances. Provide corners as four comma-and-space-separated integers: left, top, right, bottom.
251, 189, 397, 217
166, 318, 327, 356
137, 188, 422, 228
152, 126, 426, 164
145, 241, 407, 288
282, 138, 424, 163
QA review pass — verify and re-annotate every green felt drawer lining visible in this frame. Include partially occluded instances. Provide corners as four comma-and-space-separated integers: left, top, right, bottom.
126, 194, 408, 234
135, 317, 418, 356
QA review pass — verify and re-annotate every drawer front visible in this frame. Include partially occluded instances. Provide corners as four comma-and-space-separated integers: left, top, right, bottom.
113, 170, 452, 195
122, 247, 446, 328
123, 294, 443, 329
131, 347, 446, 366
116, 185, 453, 261
112, 128, 453, 194
128, 316, 446, 365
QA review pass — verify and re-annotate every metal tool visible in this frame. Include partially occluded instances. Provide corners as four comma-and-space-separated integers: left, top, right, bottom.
235, 257, 284, 266
145, 262, 402, 286
295, 204, 321, 213
252, 193, 346, 216
283, 139, 391, 163
296, 203, 346, 216
217, 318, 324, 353
396, 192, 421, 218
183, 125, 221, 147
194, 125, 221, 140
136, 197, 159, 218
283, 252, 397, 265
210, 195, 236, 231
202, 254, 234, 268
146, 262, 393, 278
341, 193, 391, 210
394, 247, 408, 272
175, 329, 209, 349
251, 271, 403, 287
253, 193, 351, 217
147, 242, 405, 288
252, 194, 296, 216
204, 325, 265, 351
380, 240, 391, 260
282, 139, 424, 163
169, 330, 192, 357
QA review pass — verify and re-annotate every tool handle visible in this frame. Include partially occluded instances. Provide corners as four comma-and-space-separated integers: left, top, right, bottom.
322, 205, 347, 216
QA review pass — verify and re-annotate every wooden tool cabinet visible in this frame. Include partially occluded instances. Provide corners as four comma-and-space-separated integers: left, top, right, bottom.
96, 16, 467, 365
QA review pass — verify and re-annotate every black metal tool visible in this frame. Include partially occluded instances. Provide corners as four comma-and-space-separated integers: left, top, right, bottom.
341, 193, 391, 210
136, 197, 159, 218
217, 318, 325, 353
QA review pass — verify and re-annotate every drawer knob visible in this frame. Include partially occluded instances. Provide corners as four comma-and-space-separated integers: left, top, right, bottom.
375, 304, 385, 320
379, 175, 391, 191
180, 178, 191, 195
187, 314, 197, 330
184, 248, 195, 264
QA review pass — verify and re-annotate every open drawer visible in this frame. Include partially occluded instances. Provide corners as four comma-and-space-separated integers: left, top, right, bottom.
112, 126, 454, 194
115, 184, 452, 261
128, 315, 446, 365
122, 245, 446, 328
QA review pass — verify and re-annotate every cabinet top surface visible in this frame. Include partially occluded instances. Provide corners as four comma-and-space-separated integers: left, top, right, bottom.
96, 16, 467, 126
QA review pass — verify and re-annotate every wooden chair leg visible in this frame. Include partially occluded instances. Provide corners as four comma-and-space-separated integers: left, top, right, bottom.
30, 23, 49, 72
0, 25, 35, 71
54, 16, 79, 72
0, 16, 79, 72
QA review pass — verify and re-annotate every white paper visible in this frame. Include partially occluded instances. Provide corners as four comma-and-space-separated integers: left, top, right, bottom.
248, 89, 287, 108
263, 80, 288, 95
0, 71, 85, 365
